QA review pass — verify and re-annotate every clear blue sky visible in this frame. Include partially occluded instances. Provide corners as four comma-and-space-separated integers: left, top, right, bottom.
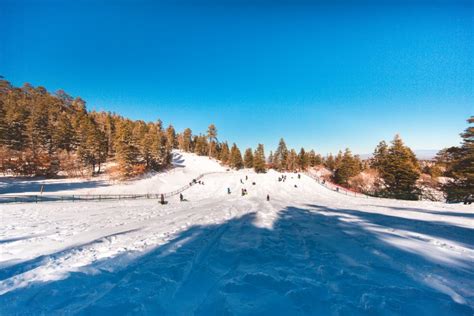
1, 0, 472, 155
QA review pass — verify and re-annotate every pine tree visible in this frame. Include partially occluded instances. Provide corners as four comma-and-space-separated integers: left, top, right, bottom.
286, 149, 298, 172
54, 112, 75, 153
334, 150, 343, 171
334, 148, 361, 185
253, 144, 266, 173
166, 124, 176, 150
442, 117, 474, 202
219, 142, 230, 165
207, 124, 218, 158
297, 147, 308, 171
372, 140, 388, 170
194, 135, 208, 156
243, 148, 254, 168
268, 151, 273, 167
374, 135, 421, 200
307, 150, 316, 167
179, 128, 192, 152
229, 143, 243, 169
273, 138, 288, 171
325, 154, 335, 171
115, 120, 140, 177
77, 116, 107, 175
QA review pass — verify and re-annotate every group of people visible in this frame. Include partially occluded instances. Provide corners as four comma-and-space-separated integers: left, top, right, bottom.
162, 174, 275, 205
189, 179, 205, 186
278, 175, 287, 182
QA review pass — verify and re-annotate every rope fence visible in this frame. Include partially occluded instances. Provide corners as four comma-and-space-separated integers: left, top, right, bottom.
0, 171, 223, 204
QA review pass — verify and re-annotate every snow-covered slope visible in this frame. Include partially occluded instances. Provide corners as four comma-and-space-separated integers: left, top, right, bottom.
0, 152, 473, 315
0, 152, 226, 195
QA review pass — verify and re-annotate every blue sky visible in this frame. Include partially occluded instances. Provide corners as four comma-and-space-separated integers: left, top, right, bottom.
1, 0, 472, 155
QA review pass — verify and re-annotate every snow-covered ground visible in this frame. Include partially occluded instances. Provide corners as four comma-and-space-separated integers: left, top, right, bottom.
0, 152, 473, 315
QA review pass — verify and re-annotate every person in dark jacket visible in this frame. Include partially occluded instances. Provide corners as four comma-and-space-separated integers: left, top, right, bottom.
267, 194, 270, 201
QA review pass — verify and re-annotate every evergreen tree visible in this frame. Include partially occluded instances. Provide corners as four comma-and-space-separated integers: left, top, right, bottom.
308, 150, 316, 167
372, 140, 388, 170
268, 151, 273, 166
77, 116, 107, 175
325, 154, 336, 171
229, 143, 243, 169
179, 128, 192, 152
54, 112, 75, 153
115, 120, 140, 177
334, 148, 361, 185
297, 147, 308, 170
334, 150, 343, 171
219, 142, 230, 165
374, 135, 421, 200
194, 135, 208, 156
286, 149, 298, 171
273, 138, 288, 171
243, 148, 254, 168
166, 124, 176, 150
207, 124, 218, 158
253, 144, 266, 173
442, 117, 474, 202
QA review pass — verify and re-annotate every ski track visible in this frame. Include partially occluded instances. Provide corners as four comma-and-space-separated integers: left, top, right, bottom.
0, 151, 473, 315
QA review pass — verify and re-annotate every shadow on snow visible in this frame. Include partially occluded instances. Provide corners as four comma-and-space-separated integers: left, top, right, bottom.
0, 177, 110, 194
0, 206, 472, 315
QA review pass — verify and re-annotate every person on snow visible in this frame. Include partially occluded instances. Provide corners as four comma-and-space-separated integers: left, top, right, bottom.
180, 193, 184, 202
227, 187, 231, 194
240, 179, 244, 184
267, 194, 270, 201
160, 194, 165, 205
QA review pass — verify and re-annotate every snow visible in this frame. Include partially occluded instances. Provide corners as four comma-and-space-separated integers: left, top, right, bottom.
0, 152, 225, 196
0, 151, 473, 315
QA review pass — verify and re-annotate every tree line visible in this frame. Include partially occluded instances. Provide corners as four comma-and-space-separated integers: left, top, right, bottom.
0, 80, 268, 178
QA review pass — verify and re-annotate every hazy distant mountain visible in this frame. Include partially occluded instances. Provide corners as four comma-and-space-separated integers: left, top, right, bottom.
359, 149, 439, 160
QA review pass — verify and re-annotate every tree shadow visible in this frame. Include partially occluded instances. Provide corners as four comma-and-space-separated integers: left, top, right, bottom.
368, 205, 474, 219
0, 228, 142, 280
306, 204, 474, 249
0, 208, 472, 315
0, 177, 110, 194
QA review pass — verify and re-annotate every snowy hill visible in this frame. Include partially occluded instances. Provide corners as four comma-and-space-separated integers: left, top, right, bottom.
0, 152, 473, 315
0, 151, 226, 195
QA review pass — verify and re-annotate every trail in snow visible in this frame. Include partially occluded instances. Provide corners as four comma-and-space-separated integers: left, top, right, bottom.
0, 152, 473, 315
